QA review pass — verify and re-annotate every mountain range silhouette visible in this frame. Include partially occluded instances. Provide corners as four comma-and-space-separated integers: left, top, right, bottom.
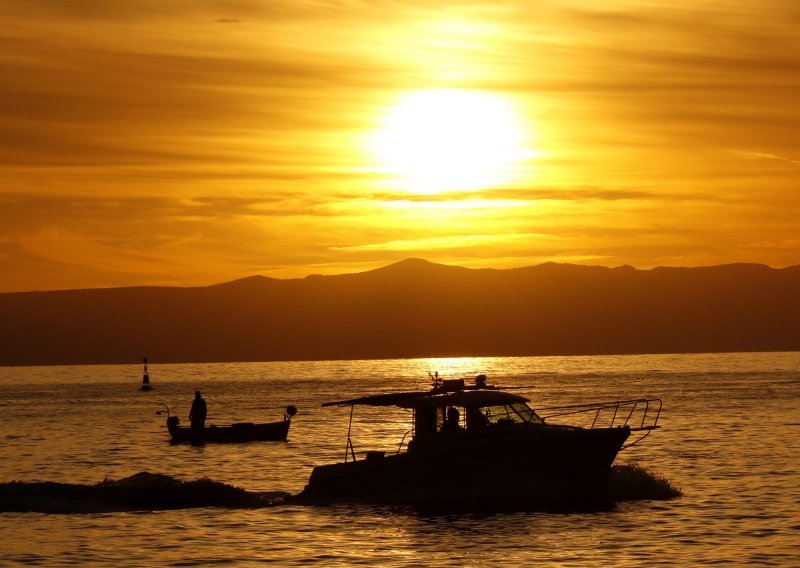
1, 258, 799, 366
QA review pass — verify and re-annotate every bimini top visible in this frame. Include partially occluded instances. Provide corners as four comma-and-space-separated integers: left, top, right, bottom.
322, 389, 529, 409
322, 391, 431, 408
398, 390, 528, 409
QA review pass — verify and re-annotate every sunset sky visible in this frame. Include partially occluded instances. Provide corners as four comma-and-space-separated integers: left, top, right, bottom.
1, 0, 799, 292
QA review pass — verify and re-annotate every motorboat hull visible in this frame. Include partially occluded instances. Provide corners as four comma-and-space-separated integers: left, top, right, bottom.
298, 424, 630, 504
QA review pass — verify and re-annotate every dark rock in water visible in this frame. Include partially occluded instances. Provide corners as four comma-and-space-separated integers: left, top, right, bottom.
0, 471, 290, 514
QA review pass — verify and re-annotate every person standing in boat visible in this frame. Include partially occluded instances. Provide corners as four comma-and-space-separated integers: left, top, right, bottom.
189, 391, 207, 445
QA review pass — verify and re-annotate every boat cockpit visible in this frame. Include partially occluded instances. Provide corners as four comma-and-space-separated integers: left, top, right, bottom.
322, 374, 661, 463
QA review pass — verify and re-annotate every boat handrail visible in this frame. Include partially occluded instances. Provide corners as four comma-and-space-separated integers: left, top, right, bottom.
397, 429, 412, 454
344, 437, 357, 462
155, 402, 171, 417
536, 398, 662, 432
343, 404, 357, 462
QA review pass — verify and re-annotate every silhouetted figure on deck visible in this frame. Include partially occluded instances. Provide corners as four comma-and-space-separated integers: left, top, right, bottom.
441, 406, 461, 433
466, 406, 489, 430
189, 391, 207, 445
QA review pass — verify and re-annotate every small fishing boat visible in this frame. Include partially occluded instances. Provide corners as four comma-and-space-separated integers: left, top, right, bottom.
298, 374, 661, 505
157, 404, 297, 444
139, 358, 153, 391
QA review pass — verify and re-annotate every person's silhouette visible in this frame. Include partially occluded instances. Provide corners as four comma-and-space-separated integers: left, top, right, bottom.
466, 406, 489, 430
441, 406, 461, 433
189, 391, 207, 445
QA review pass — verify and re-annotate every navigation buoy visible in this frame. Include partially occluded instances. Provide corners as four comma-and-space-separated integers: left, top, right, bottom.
140, 357, 154, 391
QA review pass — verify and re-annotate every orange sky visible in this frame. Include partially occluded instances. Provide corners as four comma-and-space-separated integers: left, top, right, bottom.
1, 1, 799, 292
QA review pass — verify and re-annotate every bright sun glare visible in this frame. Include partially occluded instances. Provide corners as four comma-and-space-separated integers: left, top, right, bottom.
369, 89, 533, 194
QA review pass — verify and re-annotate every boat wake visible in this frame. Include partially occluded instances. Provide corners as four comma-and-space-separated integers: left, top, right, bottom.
606, 463, 681, 502
0, 471, 290, 514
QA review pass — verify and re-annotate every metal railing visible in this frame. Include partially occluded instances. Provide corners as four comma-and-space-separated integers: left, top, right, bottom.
344, 437, 357, 462
536, 398, 662, 449
397, 429, 412, 454
343, 429, 412, 462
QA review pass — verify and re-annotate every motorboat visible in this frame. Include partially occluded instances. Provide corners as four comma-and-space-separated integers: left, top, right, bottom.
157, 404, 297, 444
297, 374, 661, 505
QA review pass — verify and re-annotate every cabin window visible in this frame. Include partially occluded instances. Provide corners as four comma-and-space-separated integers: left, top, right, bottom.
482, 404, 543, 424
509, 403, 544, 424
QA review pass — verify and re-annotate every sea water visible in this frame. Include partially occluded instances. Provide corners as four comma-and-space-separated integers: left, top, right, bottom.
0, 353, 798, 566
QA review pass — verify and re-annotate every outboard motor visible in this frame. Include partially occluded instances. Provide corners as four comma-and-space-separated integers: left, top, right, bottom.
166, 415, 180, 429
285, 405, 298, 421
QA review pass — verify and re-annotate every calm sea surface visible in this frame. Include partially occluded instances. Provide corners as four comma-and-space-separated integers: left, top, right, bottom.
1, 353, 799, 566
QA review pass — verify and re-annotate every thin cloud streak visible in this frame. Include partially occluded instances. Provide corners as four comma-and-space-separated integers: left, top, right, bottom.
0, 1, 799, 290
727, 150, 800, 166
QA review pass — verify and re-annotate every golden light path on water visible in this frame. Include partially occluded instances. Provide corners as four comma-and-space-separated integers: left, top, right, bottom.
1, 353, 800, 565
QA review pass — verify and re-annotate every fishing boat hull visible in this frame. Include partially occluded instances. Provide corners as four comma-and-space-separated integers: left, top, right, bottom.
166, 419, 291, 444
298, 424, 630, 504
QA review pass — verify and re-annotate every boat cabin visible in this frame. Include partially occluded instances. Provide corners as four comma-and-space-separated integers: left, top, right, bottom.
399, 390, 544, 443
323, 377, 547, 461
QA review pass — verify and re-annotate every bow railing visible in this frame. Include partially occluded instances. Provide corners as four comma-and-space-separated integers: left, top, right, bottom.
536, 398, 662, 449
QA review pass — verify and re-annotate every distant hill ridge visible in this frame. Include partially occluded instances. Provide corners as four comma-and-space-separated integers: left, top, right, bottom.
1, 259, 799, 366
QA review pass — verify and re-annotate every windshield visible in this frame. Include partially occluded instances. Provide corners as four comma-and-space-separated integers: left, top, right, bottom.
482, 403, 543, 424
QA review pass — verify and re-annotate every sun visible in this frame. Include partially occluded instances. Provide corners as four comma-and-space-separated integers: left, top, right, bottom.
368, 89, 532, 194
